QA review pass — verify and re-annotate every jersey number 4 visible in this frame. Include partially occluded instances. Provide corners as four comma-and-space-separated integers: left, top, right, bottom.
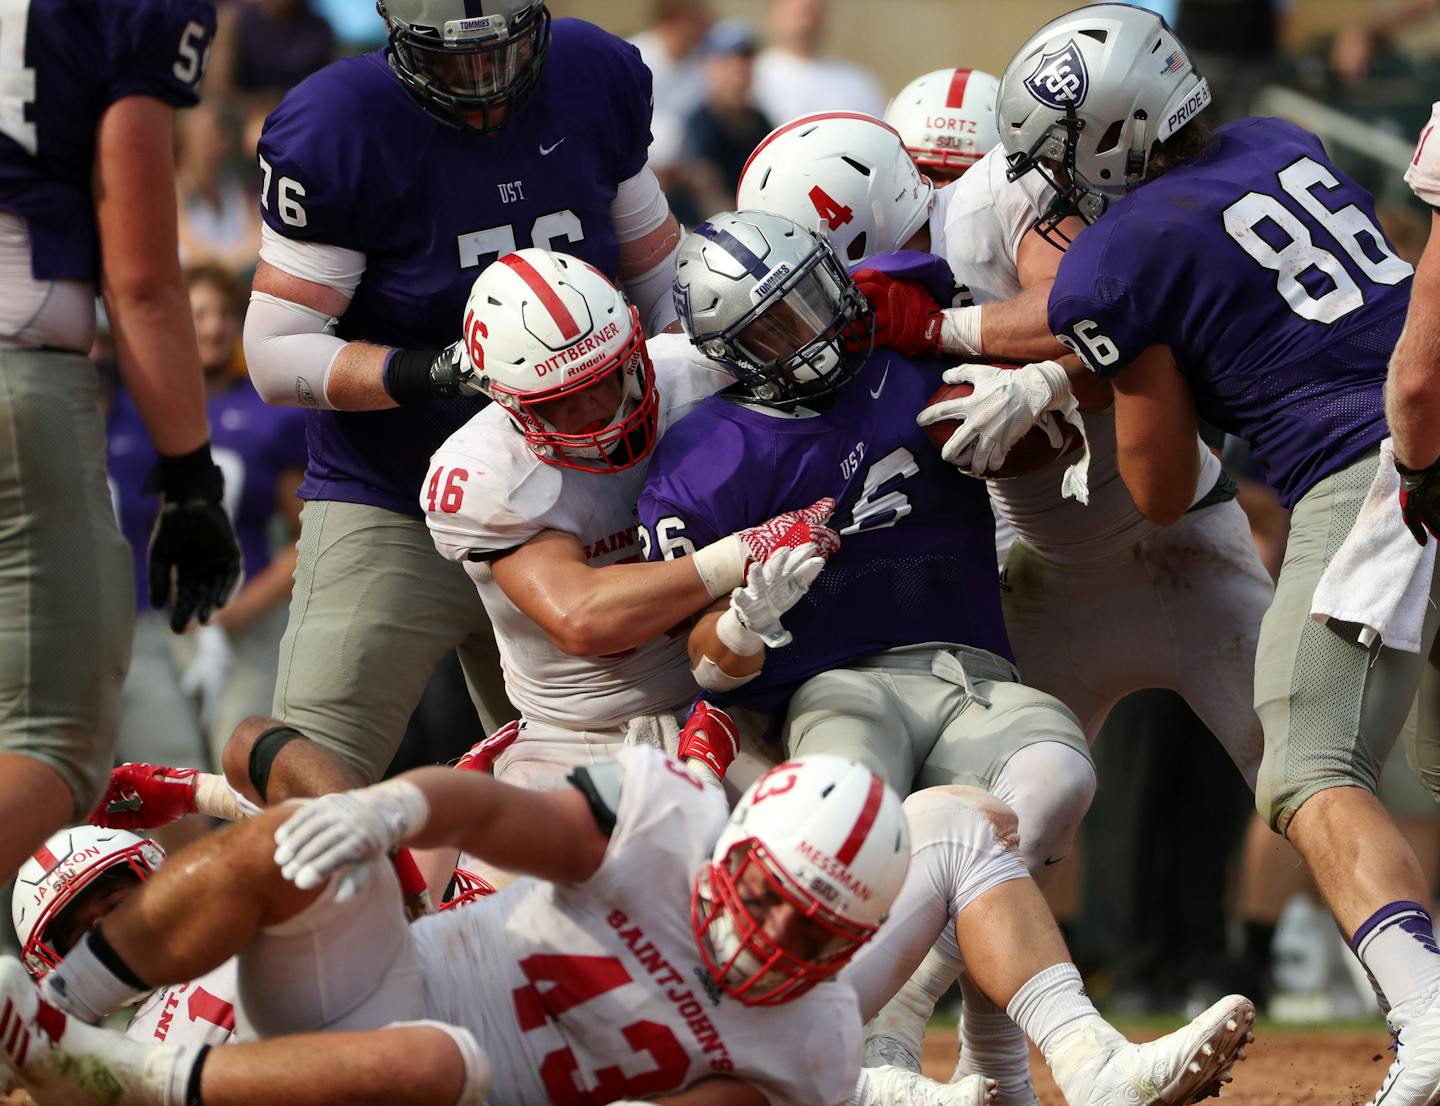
513, 953, 689, 1104
1222, 155, 1410, 324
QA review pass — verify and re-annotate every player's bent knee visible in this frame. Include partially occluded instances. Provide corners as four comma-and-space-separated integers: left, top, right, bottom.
386, 1021, 492, 1106
902, 786, 1021, 855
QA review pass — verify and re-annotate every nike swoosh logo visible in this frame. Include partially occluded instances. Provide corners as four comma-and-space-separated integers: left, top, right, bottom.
1043, 855, 1067, 866
539, 138, 565, 155
869, 366, 890, 399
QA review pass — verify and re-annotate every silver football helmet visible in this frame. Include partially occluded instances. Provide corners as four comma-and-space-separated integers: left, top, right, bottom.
997, 3, 1210, 239
673, 210, 872, 409
376, 0, 550, 132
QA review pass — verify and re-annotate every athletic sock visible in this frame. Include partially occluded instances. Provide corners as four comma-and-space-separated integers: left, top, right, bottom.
863, 943, 959, 1071
1007, 962, 1124, 1103
1352, 901, 1440, 1012
953, 975, 1034, 1106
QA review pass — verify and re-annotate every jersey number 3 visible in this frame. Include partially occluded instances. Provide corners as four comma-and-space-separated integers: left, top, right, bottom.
513, 953, 688, 1104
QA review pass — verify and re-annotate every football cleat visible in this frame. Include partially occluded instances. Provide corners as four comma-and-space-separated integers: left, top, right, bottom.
860, 1064, 997, 1106
1050, 994, 1256, 1106
1364, 983, 1440, 1106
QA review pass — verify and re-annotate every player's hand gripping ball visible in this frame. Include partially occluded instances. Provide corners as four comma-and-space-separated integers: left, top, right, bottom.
920, 363, 1083, 477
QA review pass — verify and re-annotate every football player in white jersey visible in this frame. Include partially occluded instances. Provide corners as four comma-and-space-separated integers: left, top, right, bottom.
0, 743, 1254, 1106
11, 827, 237, 1053
884, 68, 1002, 188
418, 249, 842, 801
738, 109, 1274, 1105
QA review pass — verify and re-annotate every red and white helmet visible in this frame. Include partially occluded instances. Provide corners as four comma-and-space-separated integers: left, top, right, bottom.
12, 827, 165, 978
692, 755, 909, 1006
460, 249, 659, 473
736, 112, 934, 265
885, 68, 1001, 180
443, 866, 497, 910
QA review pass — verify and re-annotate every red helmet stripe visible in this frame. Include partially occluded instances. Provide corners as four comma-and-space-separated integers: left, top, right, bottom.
834, 772, 885, 866
500, 253, 581, 340
945, 68, 973, 109
740, 111, 906, 188
31, 844, 58, 872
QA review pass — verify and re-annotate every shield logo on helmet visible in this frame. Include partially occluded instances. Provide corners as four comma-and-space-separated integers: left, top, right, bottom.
1023, 40, 1088, 110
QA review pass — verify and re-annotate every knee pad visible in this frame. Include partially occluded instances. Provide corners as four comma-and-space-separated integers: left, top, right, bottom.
388, 1021, 492, 1106
902, 786, 1029, 918
990, 741, 1097, 875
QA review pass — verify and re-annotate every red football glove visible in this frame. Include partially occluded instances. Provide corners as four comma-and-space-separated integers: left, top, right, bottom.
88, 763, 199, 830
852, 269, 944, 358
677, 701, 741, 783
738, 497, 842, 570
455, 719, 521, 775
1398, 456, 1440, 546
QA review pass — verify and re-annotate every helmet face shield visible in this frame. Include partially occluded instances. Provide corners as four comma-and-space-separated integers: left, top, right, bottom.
383, 2, 551, 133
688, 226, 871, 408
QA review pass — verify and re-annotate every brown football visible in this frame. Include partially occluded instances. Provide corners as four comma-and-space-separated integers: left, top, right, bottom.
924, 369, 1085, 478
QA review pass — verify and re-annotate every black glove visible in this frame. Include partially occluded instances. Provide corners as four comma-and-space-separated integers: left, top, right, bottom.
1397, 454, 1440, 546
144, 444, 243, 633
383, 341, 483, 404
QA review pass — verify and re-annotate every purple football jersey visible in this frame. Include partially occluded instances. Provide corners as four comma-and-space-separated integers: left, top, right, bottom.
1048, 117, 1409, 507
0, 0, 214, 282
109, 380, 308, 610
256, 19, 653, 517
638, 344, 1009, 722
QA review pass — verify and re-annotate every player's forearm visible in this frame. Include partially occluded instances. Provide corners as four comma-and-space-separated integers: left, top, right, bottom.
214, 545, 297, 638
1111, 346, 1200, 525
1387, 237, 1440, 468
688, 609, 765, 686
105, 286, 211, 456
543, 557, 712, 656
972, 285, 1068, 362
398, 767, 606, 883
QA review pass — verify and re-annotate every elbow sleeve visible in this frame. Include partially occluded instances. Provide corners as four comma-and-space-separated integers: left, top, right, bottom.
243, 292, 348, 409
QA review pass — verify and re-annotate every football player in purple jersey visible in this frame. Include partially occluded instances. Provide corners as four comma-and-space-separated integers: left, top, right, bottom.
233, 0, 687, 805
0, 0, 241, 884
999, 7, 1440, 1104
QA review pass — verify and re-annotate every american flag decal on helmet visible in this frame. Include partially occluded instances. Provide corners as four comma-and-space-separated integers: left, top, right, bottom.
1161, 50, 1185, 74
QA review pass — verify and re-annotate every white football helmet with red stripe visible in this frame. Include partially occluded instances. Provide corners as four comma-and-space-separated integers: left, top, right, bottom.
735, 112, 933, 264
692, 755, 909, 1006
12, 827, 165, 978
460, 249, 659, 473
885, 68, 1001, 182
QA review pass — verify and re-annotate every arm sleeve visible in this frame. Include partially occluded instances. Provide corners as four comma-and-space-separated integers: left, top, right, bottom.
104, 0, 217, 108
1406, 102, 1440, 209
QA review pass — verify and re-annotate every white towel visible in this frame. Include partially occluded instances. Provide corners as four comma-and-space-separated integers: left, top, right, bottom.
1311, 439, 1437, 653
623, 712, 682, 756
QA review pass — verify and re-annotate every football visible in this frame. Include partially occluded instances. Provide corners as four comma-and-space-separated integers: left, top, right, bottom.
923, 370, 1085, 478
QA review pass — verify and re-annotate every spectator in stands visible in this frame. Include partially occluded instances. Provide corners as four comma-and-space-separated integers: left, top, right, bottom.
629, 0, 714, 176
1331, 0, 1440, 85
752, 0, 885, 125
106, 267, 306, 848
208, 0, 335, 105
175, 104, 261, 276
677, 20, 773, 218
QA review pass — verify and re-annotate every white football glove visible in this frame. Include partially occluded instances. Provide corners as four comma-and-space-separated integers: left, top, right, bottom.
178, 623, 234, 731
916, 360, 1073, 472
272, 779, 429, 895
728, 543, 828, 649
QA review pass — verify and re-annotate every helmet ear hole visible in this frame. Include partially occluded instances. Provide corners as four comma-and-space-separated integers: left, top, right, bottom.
846, 234, 868, 263
1096, 120, 1124, 155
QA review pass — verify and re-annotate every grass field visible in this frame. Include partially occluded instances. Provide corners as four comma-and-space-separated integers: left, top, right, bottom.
919, 1020, 1394, 1104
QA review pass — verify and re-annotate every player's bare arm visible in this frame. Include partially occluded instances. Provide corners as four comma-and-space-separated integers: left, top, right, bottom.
1109, 345, 1202, 526
95, 96, 210, 457
489, 529, 714, 657
1386, 209, 1440, 470
688, 598, 767, 689
273, 765, 609, 893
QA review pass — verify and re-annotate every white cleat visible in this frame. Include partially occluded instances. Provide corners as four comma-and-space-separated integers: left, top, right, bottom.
858, 1064, 997, 1106
1051, 994, 1256, 1106
1365, 983, 1440, 1106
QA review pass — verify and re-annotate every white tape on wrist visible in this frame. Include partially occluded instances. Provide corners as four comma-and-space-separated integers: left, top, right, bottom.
716, 607, 765, 657
691, 534, 746, 600
693, 655, 760, 691
939, 304, 984, 358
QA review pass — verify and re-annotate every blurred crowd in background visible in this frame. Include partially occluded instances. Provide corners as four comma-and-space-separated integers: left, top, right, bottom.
57, 0, 1440, 1025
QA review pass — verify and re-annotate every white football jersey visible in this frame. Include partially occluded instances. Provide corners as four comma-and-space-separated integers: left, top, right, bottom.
1406, 103, 1440, 207
416, 745, 862, 1106
928, 148, 1220, 562
425, 335, 731, 730
126, 960, 239, 1048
